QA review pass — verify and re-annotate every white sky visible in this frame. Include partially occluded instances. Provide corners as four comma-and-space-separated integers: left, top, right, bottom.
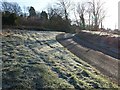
1, 0, 120, 30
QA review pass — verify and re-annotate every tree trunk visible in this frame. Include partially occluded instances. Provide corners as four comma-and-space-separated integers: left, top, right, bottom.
94, 16, 98, 30
80, 14, 85, 29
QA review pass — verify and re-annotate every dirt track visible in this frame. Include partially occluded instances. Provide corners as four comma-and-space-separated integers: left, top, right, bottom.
56, 33, 119, 85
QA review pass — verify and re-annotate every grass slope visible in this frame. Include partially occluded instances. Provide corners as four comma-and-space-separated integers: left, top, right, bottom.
2, 30, 118, 90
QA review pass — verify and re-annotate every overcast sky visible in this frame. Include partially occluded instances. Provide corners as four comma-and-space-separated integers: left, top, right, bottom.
1, 0, 120, 30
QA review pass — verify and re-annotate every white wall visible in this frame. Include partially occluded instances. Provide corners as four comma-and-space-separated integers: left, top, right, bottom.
118, 1, 120, 30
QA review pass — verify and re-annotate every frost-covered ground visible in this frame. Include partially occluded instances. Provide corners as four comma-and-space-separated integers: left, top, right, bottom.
82, 30, 119, 37
2, 30, 118, 89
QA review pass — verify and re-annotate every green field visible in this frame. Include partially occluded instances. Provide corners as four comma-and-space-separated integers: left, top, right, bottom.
2, 30, 118, 89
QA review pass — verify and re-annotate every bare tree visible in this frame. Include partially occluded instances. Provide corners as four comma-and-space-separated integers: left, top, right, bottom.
56, 0, 71, 20
12, 3, 22, 15
88, 0, 106, 30
1, 2, 12, 12
1, 1, 22, 15
85, 2, 93, 30
47, 5, 63, 19
73, 5, 79, 27
23, 6, 28, 17
76, 2, 86, 29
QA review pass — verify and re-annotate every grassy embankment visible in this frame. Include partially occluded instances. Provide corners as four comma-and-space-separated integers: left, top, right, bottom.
2, 30, 118, 90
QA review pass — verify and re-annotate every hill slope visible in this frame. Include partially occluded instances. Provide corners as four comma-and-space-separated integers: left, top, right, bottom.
2, 30, 118, 89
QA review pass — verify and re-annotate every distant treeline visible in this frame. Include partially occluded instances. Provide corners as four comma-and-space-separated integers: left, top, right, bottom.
1, 0, 118, 32
1, 1, 77, 32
